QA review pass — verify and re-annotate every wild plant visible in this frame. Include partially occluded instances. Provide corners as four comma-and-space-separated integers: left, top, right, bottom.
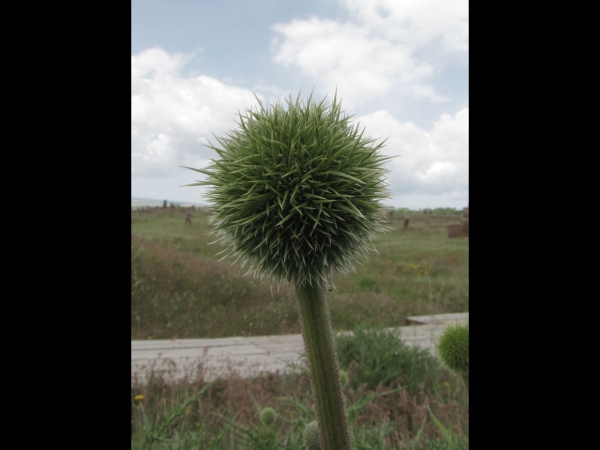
436, 323, 468, 395
131, 378, 218, 450
184, 91, 393, 449
427, 322, 469, 449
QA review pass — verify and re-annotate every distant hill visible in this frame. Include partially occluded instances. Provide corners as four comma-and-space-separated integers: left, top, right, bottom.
131, 197, 206, 208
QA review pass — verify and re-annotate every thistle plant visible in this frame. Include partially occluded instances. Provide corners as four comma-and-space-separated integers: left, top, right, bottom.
184, 91, 392, 450
217, 396, 281, 449
304, 420, 322, 450
436, 323, 469, 395
260, 407, 277, 427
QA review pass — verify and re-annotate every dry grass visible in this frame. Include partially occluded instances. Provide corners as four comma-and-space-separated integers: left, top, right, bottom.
131, 359, 468, 449
131, 207, 469, 448
131, 234, 299, 339
132, 208, 468, 339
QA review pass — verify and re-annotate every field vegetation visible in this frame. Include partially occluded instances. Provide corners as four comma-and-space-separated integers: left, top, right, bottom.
131, 206, 468, 449
131, 323, 469, 449
131, 207, 468, 340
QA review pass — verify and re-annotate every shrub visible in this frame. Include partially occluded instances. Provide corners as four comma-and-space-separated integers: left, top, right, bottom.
336, 324, 442, 396
356, 276, 379, 292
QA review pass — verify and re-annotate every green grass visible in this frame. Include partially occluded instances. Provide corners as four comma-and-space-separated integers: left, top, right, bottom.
335, 325, 444, 397
131, 207, 469, 448
132, 207, 468, 339
131, 323, 469, 449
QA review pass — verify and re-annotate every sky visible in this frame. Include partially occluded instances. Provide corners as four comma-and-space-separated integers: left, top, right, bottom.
132, 0, 468, 209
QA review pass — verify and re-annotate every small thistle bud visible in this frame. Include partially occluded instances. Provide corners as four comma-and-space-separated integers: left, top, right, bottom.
303, 420, 322, 450
340, 370, 348, 388
436, 323, 469, 378
260, 407, 276, 426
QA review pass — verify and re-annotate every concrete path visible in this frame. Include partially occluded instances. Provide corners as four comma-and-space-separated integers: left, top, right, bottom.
131, 312, 468, 385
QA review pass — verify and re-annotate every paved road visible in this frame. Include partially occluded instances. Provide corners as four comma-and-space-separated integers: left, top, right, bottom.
131, 313, 468, 385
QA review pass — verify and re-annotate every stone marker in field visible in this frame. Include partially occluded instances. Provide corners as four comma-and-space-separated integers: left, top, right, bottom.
447, 224, 461, 238
460, 218, 469, 238
185, 213, 192, 226
162, 200, 168, 209
403, 218, 410, 230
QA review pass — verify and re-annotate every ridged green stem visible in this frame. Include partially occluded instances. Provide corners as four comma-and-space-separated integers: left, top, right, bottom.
295, 280, 351, 450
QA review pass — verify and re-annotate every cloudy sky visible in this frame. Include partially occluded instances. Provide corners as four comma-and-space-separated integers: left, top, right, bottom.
132, 0, 468, 209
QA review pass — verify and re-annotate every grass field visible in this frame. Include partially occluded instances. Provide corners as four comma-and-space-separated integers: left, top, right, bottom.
131, 324, 469, 449
131, 206, 469, 448
131, 206, 468, 340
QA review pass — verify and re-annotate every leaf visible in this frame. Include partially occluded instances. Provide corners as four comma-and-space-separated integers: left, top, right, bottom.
427, 405, 456, 448
325, 171, 365, 185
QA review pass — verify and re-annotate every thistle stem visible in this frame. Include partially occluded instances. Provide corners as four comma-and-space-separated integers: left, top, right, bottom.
295, 280, 351, 450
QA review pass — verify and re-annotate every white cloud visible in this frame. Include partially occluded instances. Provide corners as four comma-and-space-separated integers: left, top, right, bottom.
271, 0, 467, 108
131, 47, 261, 177
342, 0, 468, 52
353, 107, 468, 201
131, 47, 467, 208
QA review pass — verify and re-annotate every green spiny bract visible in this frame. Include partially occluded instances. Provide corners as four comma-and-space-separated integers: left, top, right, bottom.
259, 407, 276, 426
340, 369, 348, 388
436, 323, 469, 378
184, 91, 392, 288
303, 420, 322, 450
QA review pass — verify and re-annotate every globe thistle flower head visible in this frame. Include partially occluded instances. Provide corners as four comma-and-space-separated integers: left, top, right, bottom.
303, 420, 322, 450
436, 323, 469, 378
184, 92, 393, 288
259, 407, 276, 426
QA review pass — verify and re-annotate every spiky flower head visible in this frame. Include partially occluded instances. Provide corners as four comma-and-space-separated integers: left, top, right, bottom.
259, 407, 276, 426
184, 91, 392, 287
436, 323, 469, 378
303, 420, 322, 450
